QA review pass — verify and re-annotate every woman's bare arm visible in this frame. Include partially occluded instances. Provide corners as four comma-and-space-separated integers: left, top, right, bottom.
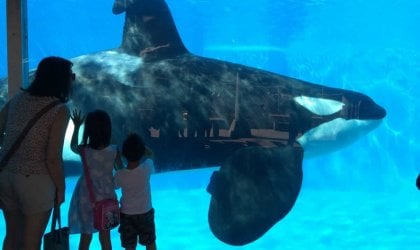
46, 106, 70, 205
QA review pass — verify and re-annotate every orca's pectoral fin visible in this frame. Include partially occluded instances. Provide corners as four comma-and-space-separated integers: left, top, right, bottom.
206, 145, 304, 246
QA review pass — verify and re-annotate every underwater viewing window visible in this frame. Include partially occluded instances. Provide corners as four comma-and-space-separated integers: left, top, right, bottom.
0, 0, 419, 249
10, 0, 123, 77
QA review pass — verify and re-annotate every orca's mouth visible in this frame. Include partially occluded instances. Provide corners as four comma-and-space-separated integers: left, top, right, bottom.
341, 93, 387, 120
360, 103, 387, 120
343, 101, 387, 120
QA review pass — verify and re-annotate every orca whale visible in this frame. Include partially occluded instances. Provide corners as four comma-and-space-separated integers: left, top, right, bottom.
0, 0, 386, 246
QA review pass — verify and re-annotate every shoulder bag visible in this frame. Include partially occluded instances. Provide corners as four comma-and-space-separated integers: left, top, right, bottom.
43, 204, 69, 250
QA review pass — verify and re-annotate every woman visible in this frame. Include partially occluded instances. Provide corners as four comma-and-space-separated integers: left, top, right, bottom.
0, 56, 74, 250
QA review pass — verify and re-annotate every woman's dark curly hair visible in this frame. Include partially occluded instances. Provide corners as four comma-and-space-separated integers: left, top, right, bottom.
25, 56, 73, 102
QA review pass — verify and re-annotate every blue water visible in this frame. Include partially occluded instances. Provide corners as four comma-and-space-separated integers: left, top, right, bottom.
0, 0, 419, 249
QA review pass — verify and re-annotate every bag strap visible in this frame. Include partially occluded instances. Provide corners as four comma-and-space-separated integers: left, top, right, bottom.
80, 148, 97, 204
49, 203, 63, 233
0, 100, 61, 169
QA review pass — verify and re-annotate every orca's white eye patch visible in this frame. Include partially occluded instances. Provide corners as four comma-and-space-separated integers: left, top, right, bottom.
294, 96, 344, 116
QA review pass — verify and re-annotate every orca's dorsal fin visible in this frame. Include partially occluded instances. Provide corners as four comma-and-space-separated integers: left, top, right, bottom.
112, 0, 189, 60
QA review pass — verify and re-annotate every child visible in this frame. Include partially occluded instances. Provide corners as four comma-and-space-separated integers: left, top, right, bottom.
68, 109, 123, 250
115, 133, 157, 250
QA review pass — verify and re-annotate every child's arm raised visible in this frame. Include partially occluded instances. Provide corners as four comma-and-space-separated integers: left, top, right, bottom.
70, 109, 85, 154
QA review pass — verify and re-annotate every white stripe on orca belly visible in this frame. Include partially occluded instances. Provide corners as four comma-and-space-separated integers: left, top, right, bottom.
298, 118, 382, 158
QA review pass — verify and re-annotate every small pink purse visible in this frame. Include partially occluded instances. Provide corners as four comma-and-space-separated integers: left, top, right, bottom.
93, 198, 120, 230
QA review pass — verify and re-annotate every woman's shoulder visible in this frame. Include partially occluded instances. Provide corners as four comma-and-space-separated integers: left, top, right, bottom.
8, 91, 25, 103
8, 91, 64, 110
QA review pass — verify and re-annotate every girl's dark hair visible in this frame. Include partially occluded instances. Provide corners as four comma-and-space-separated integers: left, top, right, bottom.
82, 110, 112, 149
122, 133, 146, 162
25, 56, 73, 102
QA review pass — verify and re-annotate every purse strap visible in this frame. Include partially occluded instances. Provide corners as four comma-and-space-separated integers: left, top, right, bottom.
49, 203, 63, 233
80, 148, 97, 205
0, 100, 61, 170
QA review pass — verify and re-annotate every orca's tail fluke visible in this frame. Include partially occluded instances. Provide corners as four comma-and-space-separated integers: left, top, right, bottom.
206, 146, 304, 245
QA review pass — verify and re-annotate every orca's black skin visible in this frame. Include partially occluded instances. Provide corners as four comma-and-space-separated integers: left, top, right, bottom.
64, 0, 386, 171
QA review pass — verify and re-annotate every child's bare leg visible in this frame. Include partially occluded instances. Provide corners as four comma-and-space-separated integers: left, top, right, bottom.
79, 233, 92, 250
99, 230, 112, 250
146, 242, 156, 250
